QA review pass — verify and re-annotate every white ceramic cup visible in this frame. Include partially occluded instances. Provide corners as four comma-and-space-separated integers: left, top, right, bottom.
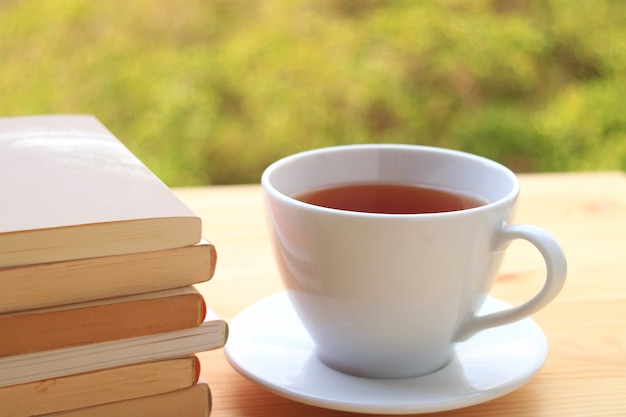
261, 144, 567, 379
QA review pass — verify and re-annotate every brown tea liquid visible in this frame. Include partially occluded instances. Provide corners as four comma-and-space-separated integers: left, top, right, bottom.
295, 183, 486, 214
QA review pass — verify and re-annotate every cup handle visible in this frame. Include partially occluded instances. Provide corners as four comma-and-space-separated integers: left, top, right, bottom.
454, 224, 567, 342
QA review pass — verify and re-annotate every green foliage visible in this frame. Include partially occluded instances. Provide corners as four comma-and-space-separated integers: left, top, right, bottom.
1, 0, 624, 185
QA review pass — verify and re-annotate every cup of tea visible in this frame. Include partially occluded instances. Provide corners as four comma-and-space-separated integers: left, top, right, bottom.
261, 144, 566, 379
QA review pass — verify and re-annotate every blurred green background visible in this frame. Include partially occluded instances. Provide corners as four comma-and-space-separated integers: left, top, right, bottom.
1, 0, 625, 186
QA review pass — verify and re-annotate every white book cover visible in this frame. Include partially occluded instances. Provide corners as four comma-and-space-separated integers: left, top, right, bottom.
0, 115, 201, 268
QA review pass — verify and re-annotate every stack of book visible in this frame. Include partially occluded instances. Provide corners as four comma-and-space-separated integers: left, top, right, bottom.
0, 115, 228, 417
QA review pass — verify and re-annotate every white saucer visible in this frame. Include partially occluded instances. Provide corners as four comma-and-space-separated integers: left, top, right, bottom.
225, 292, 548, 414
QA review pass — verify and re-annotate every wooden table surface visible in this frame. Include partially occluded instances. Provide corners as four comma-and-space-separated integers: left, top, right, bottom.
174, 171, 626, 417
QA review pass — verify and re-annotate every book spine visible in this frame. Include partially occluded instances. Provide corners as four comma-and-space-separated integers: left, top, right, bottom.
0, 292, 206, 356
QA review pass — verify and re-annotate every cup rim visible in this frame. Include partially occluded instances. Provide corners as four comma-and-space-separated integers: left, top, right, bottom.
261, 144, 520, 218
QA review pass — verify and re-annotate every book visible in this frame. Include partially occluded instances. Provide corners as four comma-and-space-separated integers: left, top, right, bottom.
0, 239, 216, 314
0, 286, 206, 357
0, 115, 202, 268
0, 305, 226, 388
48, 382, 211, 417
0, 356, 200, 417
